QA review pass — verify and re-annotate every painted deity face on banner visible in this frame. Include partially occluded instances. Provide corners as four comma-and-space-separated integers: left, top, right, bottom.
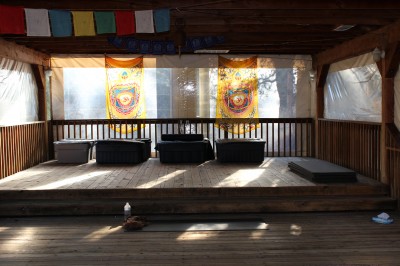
223, 71, 253, 114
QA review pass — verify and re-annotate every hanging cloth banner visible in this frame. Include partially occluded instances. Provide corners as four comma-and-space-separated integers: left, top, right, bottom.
105, 56, 146, 134
216, 56, 259, 134
0, 5, 25, 34
49, 10, 72, 37
115, 11, 136, 36
72, 11, 96, 36
25, 8, 51, 36
135, 10, 154, 33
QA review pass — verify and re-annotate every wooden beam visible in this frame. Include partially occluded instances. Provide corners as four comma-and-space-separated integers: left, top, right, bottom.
384, 42, 400, 78
0, 38, 50, 66
316, 20, 400, 66
5, 0, 400, 10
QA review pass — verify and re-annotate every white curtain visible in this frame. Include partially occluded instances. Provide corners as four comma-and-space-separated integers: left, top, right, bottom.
394, 67, 400, 130
324, 53, 382, 122
0, 57, 38, 125
51, 54, 312, 119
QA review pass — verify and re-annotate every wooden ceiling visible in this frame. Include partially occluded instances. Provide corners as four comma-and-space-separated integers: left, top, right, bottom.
1, 0, 400, 56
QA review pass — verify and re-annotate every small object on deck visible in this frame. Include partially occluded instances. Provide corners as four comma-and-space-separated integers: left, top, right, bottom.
124, 202, 131, 221
372, 212, 393, 224
123, 216, 149, 231
53, 139, 94, 164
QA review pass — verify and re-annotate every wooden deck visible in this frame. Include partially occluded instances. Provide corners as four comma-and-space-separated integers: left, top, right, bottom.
0, 157, 379, 190
1, 211, 400, 265
0, 158, 396, 216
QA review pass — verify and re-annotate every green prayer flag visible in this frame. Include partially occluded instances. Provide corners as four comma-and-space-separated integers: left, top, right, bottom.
94, 11, 116, 34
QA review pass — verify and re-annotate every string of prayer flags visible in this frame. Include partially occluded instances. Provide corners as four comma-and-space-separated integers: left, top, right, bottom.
115, 11, 136, 36
135, 10, 154, 33
25, 8, 51, 36
154, 9, 170, 33
72, 11, 96, 36
0, 5, 25, 34
107, 36, 224, 55
94, 11, 116, 34
0, 4, 172, 36
49, 10, 72, 37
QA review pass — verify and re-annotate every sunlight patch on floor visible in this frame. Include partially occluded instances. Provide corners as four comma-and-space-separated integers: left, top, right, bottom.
0, 170, 50, 185
0, 227, 10, 233
216, 169, 265, 187
138, 170, 186, 188
176, 231, 220, 241
290, 224, 302, 236
28, 170, 111, 190
1, 227, 37, 252
83, 225, 122, 241
259, 159, 274, 168
249, 227, 270, 239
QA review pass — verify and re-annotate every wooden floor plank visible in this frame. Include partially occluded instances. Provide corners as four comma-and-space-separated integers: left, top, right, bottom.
0, 211, 399, 265
0, 157, 387, 191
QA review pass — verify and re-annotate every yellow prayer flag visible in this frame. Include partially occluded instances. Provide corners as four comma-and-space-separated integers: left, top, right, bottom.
72, 11, 95, 36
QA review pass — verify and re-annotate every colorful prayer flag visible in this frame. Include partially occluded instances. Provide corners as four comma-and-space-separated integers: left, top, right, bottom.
25, 9, 51, 37
49, 10, 72, 37
135, 10, 154, 33
72, 11, 95, 36
216, 56, 259, 134
115, 11, 135, 36
94, 11, 116, 34
105, 56, 146, 134
0, 5, 25, 34
154, 9, 170, 33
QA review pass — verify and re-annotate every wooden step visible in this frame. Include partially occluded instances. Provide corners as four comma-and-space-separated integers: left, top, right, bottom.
0, 182, 395, 217
0, 195, 396, 216
0, 183, 391, 201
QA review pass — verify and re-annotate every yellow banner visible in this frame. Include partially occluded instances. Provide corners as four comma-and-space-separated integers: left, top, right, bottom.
216, 56, 259, 134
105, 56, 145, 134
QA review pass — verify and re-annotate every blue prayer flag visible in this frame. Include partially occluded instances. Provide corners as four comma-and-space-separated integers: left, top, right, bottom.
153, 9, 170, 33
49, 10, 72, 37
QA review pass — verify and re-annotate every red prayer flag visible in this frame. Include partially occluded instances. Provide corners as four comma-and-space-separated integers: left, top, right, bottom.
0, 5, 25, 34
115, 11, 135, 36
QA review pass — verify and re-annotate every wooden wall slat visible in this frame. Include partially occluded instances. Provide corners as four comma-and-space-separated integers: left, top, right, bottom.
318, 119, 381, 181
0, 122, 47, 180
385, 124, 400, 200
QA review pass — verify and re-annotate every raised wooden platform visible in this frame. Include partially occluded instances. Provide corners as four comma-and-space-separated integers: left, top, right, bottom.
0, 158, 396, 216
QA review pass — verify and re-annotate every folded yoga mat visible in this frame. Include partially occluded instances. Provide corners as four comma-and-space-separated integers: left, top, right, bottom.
288, 159, 357, 183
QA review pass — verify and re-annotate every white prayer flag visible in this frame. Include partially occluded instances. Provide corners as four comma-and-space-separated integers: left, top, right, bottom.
135, 10, 154, 33
25, 8, 51, 37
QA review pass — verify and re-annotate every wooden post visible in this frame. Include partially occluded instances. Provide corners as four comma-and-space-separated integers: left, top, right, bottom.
377, 42, 400, 184
314, 63, 330, 158
31, 64, 49, 160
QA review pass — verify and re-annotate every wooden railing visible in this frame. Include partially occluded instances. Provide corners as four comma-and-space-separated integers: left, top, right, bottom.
51, 118, 314, 158
318, 119, 381, 180
0, 122, 47, 180
386, 123, 400, 199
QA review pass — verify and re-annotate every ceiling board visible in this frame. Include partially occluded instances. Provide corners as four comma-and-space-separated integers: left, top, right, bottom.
1, 0, 400, 55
